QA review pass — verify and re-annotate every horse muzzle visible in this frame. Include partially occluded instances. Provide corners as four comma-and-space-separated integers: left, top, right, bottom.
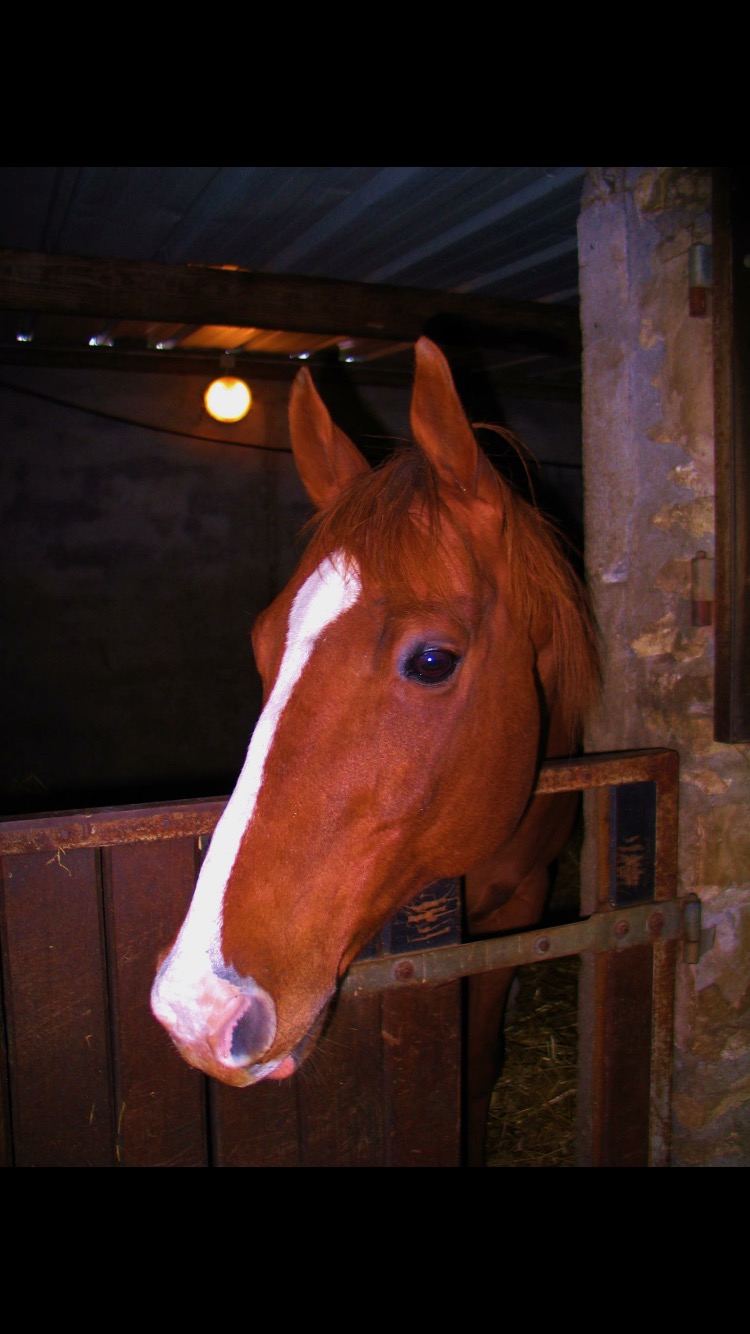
150, 960, 297, 1086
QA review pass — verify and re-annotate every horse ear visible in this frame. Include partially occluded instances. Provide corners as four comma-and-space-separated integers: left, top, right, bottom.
289, 365, 371, 510
410, 336, 490, 499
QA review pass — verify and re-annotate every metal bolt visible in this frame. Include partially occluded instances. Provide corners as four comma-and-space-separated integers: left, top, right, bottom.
648, 911, 665, 935
534, 936, 551, 955
394, 960, 414, 981
614, 919, 630, 938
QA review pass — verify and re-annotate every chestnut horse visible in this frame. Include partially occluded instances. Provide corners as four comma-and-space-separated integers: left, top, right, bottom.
151, 337, 599, 1165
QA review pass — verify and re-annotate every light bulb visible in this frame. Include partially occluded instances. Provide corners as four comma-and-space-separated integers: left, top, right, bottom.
204, 375, 252, 423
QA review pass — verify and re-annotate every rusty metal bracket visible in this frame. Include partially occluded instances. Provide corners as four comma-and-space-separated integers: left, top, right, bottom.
342, 893, 707, 996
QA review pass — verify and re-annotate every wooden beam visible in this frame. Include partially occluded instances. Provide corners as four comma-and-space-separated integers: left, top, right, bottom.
0, 249, 580, 354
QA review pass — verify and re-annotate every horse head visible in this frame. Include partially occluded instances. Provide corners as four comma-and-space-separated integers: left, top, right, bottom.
150, 336, 596, 1087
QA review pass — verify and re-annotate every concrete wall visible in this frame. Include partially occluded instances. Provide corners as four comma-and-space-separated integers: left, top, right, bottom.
579, 167, 750, 1166
0, 368, 309, 811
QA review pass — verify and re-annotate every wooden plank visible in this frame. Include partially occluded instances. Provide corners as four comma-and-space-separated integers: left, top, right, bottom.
576, 758, 679, 1167
0, 945, 10, 1166
297, 993, 387, 1167
0, 249, 581, 350
537, 748, 678, 795
209, 881, 463, 1167
210, 994, 387, 1167
0, 848, 114, 1166
650, 938, 678, 1166
378, 877, 463, 1167
210, 985, 462, 1168
0, 757, 677, 851
587, 945, 655, 1167
0, 752, 677, 1168
103, 838, 208, 1167
383, 983, 462, 1167
209, 1075, 302, 1168
0, 797, 226, 856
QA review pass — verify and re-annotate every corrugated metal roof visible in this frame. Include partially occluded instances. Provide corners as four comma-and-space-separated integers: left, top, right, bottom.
0, 166, 586, 393
0, 166, 585, 301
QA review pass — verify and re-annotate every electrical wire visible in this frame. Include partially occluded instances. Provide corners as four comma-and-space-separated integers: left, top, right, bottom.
0, 376, 583, 470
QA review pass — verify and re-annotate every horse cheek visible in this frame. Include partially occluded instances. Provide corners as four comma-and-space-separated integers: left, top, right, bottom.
472, 678, 541, 855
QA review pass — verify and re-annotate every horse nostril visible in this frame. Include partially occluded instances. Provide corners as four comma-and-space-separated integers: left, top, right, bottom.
201, 975, 279, 1069
229, 989, 276, 1063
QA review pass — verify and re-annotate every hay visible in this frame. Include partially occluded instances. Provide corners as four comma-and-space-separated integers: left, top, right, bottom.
484, 824, 582, 1169
484, 956, 579, 1168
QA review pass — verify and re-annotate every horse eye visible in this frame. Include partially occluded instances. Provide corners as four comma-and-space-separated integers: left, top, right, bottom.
404, 647, 459, 685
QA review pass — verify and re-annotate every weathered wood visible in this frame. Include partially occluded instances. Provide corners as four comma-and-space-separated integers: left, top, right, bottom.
383, 984, 462, 1167
1, 756, 680, 858
582, 945, 655, 1167
0, 248, 581, 351
209, 992, 390, 1168
208, 984, 462, 1167
575, 760, 679, 1168
537, 748, 679, 800
0, 798, 227, 856
0, 751, 677, 1168
0, 848, 115, 1166
210, 902, 462, 1166
209, 1074, 302, 1167
0, 953, 11, 1166
296, 993, 388, 1167
102, 838, 208, 1168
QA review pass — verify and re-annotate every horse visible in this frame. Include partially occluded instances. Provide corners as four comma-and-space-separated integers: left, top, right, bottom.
150, 336, 599, 1166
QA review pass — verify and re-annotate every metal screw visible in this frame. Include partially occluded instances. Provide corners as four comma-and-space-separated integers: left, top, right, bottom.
614, 919, 630, 938
648, 911, 665, 935
394, 960, 414, 981
534, 936, 551, 955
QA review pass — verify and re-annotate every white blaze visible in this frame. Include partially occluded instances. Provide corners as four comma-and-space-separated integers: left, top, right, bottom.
154, 551, 361, 994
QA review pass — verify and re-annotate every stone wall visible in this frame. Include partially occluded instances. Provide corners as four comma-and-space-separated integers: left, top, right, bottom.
579, 167, 750, 1166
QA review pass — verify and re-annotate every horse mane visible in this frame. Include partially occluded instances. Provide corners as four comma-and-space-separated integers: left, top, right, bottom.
302, 444, 600, 743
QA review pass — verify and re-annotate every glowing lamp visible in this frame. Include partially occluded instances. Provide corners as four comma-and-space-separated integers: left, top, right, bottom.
204, 375, 252, 423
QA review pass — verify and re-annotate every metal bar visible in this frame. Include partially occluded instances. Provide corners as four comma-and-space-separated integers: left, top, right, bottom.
342, 898, 685, 995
